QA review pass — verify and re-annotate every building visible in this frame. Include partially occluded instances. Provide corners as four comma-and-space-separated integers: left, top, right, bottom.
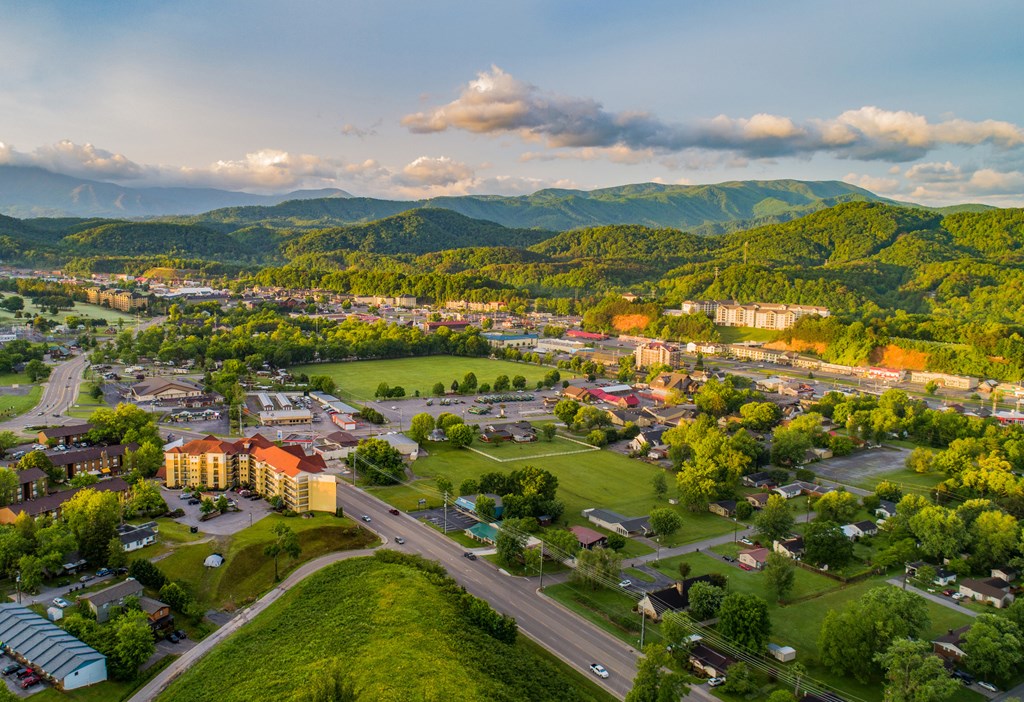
0, 604, 107, 690
875, 500, 898, 520
738, 547, 770, 570
117, 523, 157, 552
867, 367, 906, 383
569, 526, 607, 550
634, 342, 684, 370
37, 423, 93, 446
728, 344, 791, 364
959, 577, 1015, 608
773, 483, 803, 499
742, 471, 775, 488
464, 522, 499, 545
708, 500, 737, 517
130, 377, 205, 403
534, 338, 586, 354
933, 625, 970, 662
454, 494, 504, 518
139, 597, 173, 631
377, 433, 420, 460
482, 332, 539, 350
715, 302, 829, 330
85, 287, 148, 312
14, 467, 46, 504
768, 644, 797, 662
44, 443, 134, 480
773, 536, 805, 559
746, 493, 771, 510
637, 576, 714, 620
909, 371, 978, 390
581, 508, 651, 536
689, 643, 735, 678
678, 300, 720, 317
0, 478, 128, 525
81, 579, 145, 623
164, 434, 337, 513
422, 320, 471, 333
258, 409, 313, 426
565, 330, 607, 341
561, 385, 591, 402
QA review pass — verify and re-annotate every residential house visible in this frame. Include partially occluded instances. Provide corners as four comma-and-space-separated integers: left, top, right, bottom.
647, 372, 697, 397
688, 643, 735, 678
992, 567, 1018, 583
746, 493, 770, 510
905, 562, 957, 586
742, 471, 775, 488
738, 547, 770, 570
506, 421, 537, 443
480, 428, 513, 443
582, 508, 652, 537
629, 428, 666, 453
641, 404, 698, 427
708, 500, 737, 518
81, 579, 144, 623
875, 500, 898, 520
0, 478, 128, 525
569, 526, 607, 550
311, 431, 359, 460
959, 577, 1015, 608
933, 625, 971, 662
841, 522, 877, 540
38, 424, 93, 446
773, 536, 805, 559
607, 408, 645, 427
637, 576, 714, 620
773, 483, 803, 499
455, 494, 504, 519
117, 523, 157, 552
139, 597, 172, 631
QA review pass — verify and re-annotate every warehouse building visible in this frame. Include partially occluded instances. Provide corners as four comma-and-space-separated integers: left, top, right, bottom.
0, 603, 107, 690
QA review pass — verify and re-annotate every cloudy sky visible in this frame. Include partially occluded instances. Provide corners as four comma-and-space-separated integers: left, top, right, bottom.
1, 0, 1022, 205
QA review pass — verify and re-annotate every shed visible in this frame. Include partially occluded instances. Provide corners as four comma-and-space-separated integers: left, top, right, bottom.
768, 643, 797, 662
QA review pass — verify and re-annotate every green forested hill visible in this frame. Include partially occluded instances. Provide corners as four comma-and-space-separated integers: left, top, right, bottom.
64, 221, 245, 257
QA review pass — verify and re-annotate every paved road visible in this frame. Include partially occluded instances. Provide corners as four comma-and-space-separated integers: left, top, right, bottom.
886, 576, 979, 618
0, 353, 90, 432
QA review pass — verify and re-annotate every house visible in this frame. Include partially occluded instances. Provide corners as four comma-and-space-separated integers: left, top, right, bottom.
117, 523, 157, 552
139, 597, 172, 631
773, 483, 803, 499
311, 431, 359, 460
0, 604, 107, 690
768, 644, 797, 662
465, 522, 499, 545
455, 494, 504, 519
38, 424, 93, 446
480, 429, 513, 443
875, 500, 898, 520
629, 428, 666, 453
647, 372, 697, 396
708, 500, 737, 518
906, 562, 958, 586
642, 405, 699, 427
845, 520, 878, 538
607, 408, 644, 427
773, 536, 805, 559
992, 567, 1018, 583
378, 433, 420, 460
505, 421, 537, 443
742, 471, 775, 488
637, 576, 714, 620
738, 547, 770, 570
933, 625, 971, 662
582, 508, 652, 536
81, 579, 144, 623
689, 643, 735, 678
561, 385, 591, 403
960, 577, 1015, 608
569, 526, 607, 550
746, 493, 770, 510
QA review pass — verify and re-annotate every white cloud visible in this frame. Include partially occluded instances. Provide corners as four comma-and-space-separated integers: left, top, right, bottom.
404, 66, 1024, 163
841, 173, 901, 194
399, 156, 475, 186
846, 161, 1024, 206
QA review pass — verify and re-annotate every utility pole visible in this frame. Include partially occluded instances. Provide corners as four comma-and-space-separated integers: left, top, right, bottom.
15, 571, 21, 605
443, 491, 448, 533
639, 607, 646, 648
538, 542, 544, 589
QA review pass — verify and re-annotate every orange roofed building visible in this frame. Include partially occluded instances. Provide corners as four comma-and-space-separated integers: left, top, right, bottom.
164, 434, 336, 513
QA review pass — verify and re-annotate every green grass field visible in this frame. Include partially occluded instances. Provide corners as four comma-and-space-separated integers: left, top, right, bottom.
291, 356, 582, 402
467, 434, 596, 462
158, 555, 615, 702
716, 326, 781, 344
0, 385, 41, 419
156, 513, 376, 610
0, 301, 139, 329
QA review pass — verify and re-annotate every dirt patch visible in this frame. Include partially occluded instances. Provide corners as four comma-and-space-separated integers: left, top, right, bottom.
612, 314, 651, 332
764, 339, 827, 354
870, 344, 929, 371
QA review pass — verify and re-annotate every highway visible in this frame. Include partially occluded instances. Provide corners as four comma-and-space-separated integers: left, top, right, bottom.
0, 353, 90, 432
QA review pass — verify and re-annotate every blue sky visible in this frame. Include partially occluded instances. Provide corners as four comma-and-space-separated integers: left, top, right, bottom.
1, 0, 1022, 204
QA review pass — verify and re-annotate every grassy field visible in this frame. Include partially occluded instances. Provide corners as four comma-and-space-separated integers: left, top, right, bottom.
467, 434, 597, 461
291, 356, 582, 402
0, 385, 41, 419
155, 513, 376, 610
0, 371, 31, 386
68, 382, 108, 420
158, 555, 616, 702
848, 467, 946, 493
0, 301, 138, 329
716, 326, 781, 344
374, 442, 735, 545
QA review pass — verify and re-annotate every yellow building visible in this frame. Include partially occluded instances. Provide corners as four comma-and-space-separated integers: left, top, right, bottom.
85, 287, 148, 312
163, 434, 336, 513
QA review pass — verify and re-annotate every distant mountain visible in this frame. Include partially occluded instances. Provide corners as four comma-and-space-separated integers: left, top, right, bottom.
185, 179, 894, 232
0, 166, 353, 218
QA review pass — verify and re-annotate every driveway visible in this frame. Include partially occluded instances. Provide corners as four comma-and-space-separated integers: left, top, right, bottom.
164, 488, 274, 535
886, 576, 979, 617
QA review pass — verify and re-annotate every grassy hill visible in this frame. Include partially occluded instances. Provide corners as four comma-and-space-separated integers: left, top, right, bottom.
158, 552, 615, 702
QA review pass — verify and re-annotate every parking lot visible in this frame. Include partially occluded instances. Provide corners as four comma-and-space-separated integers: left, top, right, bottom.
364, 391, 561, 432
0, 653, 46, 697
163, 487, 275, 535
812, 446, 911, 485
411, 506, 477, 533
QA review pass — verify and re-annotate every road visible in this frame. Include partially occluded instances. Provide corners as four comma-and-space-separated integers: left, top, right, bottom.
885, 576, 979, 618
0, 353, 90, 432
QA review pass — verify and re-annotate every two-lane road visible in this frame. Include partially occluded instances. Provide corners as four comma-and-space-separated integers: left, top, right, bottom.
1, 353, 90, 432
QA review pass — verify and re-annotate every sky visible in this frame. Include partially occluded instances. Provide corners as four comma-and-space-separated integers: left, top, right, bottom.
1, 0, 1022, 205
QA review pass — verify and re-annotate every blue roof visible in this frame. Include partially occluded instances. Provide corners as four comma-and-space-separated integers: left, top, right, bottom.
482, 333, 538, 341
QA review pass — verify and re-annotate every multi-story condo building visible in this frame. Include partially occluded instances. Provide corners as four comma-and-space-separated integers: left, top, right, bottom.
85, 287, 148, 312
634, 342, 685, 370
715, 302, 829, 330
164, 434, 336, 513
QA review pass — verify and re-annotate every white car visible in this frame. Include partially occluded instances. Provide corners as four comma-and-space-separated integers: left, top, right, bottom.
590, 663, 609, 679
739, 537, 753, 546
618, 579, 632, 589
951, 592, 965, 600
708, 677, 726, 687
361, 515, 372, 523
52, 598, 70, 609
978, 682, 998, 693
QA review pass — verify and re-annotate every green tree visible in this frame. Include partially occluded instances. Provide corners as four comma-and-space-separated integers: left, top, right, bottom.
962, 614, 1024, 684
25, 359, 51, 383
813, 489, 860, 523
493, 375, 510, 392
718, 593, 771, 653
200, 497, 216, 515
431, 381, 446, 396
648, 507, 681, 541
20, 450, 62, 485
408, 412, 435, 444
126, 479, 166, 517
740, 402, 783, 431
475, 495, 497, 522
771, 427, 811, 466
0, 431, 18, 457
63, 488, 121, 563
763, 552, 796, 602
348, 437, 405, 485
553, 398, 580, 425
687, 581, 725, 621
571, 546, 622, 590
264, 523, 301, 581
971, 510, 1019, 568
721, 662, 758, 695
69, 472, 99, 489
625, 644, 689, 702
804, 520, 855, 569
651, 471, 667, 498
539, 423, 557, 442
128, 558, 167, 590
875, 638, 959, 702
16, 554, 42, 593
586, 429, 608, 447
107, 536, 128, 570
447, 423, 475, 448
512, 375, 527, 390
112, 610, 155, 679
755, 495, 794, 544
495, 518, 530, 566
0, 468, 17, 507
908, 506, 968, 561
436, 412, 464, 430
124, 442, 165, 478
462, 372, 478, 392
159, 581, 194, 613
215, 494, 229, 513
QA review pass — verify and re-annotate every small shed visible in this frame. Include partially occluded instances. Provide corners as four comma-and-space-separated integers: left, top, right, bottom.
768, 643, 796, 662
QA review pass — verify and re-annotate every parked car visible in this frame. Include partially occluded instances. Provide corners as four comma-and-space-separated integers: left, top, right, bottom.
589, 663, 609, 679
114, 567, 129, 575
978, 682, 998, 693
96, 568, 112, 577
16, 667, 35, 678
739, 537, 753, 546
618, 580, 632, 589
951, 592, 965, 600
52, 597, 70, 609
463, 552, 477, 560
708, 677, 726, 687
167, 632, 180, 644
953, 670, 975, 685
188, 498, 200, 506
394, 537, 405, 544
20, 674, 40, 689
79, 574, 94, 583
174, 630, 187, 640
2, 663, 20, 675
179, 492, 191, 500
361, 515, 372, 523
942, 589, 955, 596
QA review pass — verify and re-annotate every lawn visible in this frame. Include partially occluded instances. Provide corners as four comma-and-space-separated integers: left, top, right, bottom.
0, 385, 41, 419
290, 356, 582, 402
467, 434, 597, 462
68, 382, 108, 419
155, 513, 377, 610
0, 301, 139, 329
158, 555, 616, 702
716, 326, 781, 344
848, 466, 946, 493
0, 371, 31, 386
545, 581, 648, 646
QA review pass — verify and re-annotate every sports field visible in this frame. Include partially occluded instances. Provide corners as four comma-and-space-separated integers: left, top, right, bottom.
467, 434, 596, 462
291, 356, 581, 401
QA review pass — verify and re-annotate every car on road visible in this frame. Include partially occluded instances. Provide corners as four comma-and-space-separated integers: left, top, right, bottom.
96, 568, 112, 577
978, 682, 998, 693
708, 677, 726, 687
361, 515, 372, 522
463, 552, 477, 560
52, 597, 70, 609
394, 537, 405, 544
942, 589, 955, 596
2, 663, 20, 676
589, 663, 609, 679
618, 579, 632, 589
388, 508, 400, 515
20, 674, 40, 689
79, 574, 94, 583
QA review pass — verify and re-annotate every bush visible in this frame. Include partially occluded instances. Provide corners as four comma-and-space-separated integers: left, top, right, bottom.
794, 468, 815, 482
735, 501, 754, 520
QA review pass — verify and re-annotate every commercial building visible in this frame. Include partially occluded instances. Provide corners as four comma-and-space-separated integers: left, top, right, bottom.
633, 342, 684, 370
715, 302, 829, 330
164, 434, 337, 513
534, 338, 586, 354
0, 603, 107, 690
728, 345, 791, 364
675, 300, 720, 317
482, 332, 539, 350
908, 371, 978, 390
130, 377, 206, 403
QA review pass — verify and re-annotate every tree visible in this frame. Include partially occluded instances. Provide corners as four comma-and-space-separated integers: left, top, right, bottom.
553, 398, 580, 425
200, 497, 216, 516
475, 495, 497, 522
126, 479, 166, 517
112, 610, 155, 679
909, 506, 968, 561
687, 581, 725, 621
493, 375, 510, 392
813, 489, 860, 523
875, 638, 959, 702
408, 412, 435, 444
264, 523, 301, 581
906, 447, 935, 474
458, 479, 478, 496
718, 593, 771, 653
678, 561, 692, 580
763, 552, 796, 602
431, 381, 446, 396
755, 495, 794, 544
25, 359, 51, 383
648, 507, 681, 541
128, 558, 167, 590
88, 403, 160, 446
735, 501, 754, 520
512, 375, 527, 390
436, 412, 464, 430
962, 614, 1024, 684
571, 547, 622, 590
625, 644, 689, 702
495, 518, 530, 566
308, 375, 337, 395
740, 402, 783, 431
447, 423, 475, 449
771, 426, 812, 467
0, 296, 23, 312
539, 423, 557, 442
676, 460, 717, 512
16, 554, 42, 593
124, 442, 164, 478
435, 475, 454, 500
69, 472, 99, 489
721, 662, 758, 695
20, 450, 62, 485
543, 528, 581, 560
819, 586, 931, 683
0, 468, 17, 508
971, 510, 1019, 568
0, 431, 18, 457
159, 582, 194, 613
348, 438, 405, 485
462, 372, 478, 392
651, 471, 667, 498
804, 520, 855, 569
215, 495, 229, 513
586, 429, 607, 447
63, 488, 121, 564
107, 536, 127, 570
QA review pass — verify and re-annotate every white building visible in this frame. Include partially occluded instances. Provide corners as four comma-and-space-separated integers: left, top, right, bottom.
715, 302, 830, 330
